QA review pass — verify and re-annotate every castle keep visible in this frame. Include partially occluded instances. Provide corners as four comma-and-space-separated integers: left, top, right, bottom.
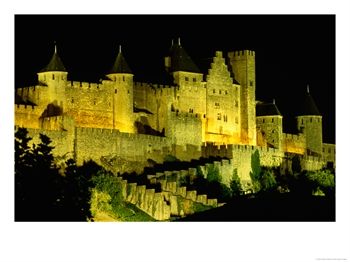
15, 39, 335, 189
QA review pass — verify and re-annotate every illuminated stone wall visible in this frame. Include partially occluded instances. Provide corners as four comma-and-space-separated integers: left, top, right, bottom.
202, 144, 284, 189
256, 115, 283, 149
174, 72, 206, 118
23, 127, 75, 161
65, 81, 114, 129
297, 116, 323, 155
282, 133, 306, 154
133, 82, 175, 133
322, 143, 336, 168
228, 50, 256, 145
75, 127, 172, 167
15, 104, 43, 129
206, 51, 241, 144
166, 111, 203, 148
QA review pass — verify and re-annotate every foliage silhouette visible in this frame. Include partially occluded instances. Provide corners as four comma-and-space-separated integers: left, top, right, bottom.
230, 168, 243, 197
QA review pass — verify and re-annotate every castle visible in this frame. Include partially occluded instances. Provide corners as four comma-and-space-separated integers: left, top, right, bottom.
15, 39, 335, 190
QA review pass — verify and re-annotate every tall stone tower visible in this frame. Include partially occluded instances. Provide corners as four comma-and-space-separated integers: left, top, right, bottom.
256, 100, 283, 149
164, 38, 205, 115
37, 43, 68, 115
228, 50, 256, 145
164, 38, 206, 141
296, 86, 323, 156
106, 46, 135, 133
206, 51, 241, 144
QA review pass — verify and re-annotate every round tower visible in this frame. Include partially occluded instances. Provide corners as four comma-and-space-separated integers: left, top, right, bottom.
106, 45, 135, 133
296, 85, 323, 156
256, 99, 283, 149
37, 42, 68, 115
227, 50, 256, 145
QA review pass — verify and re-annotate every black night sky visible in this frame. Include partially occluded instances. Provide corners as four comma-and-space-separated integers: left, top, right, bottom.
15, 15, 335, 143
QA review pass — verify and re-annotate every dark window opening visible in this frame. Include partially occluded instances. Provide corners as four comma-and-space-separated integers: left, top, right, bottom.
52, 74, 55, 80
185, 77, 189, 81
250, 80, 253, 87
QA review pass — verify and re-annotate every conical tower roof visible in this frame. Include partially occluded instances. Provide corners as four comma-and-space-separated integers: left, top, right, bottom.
169, 38, 201, 73
297, 85, 321, 116
39, 43, 66, 72
256, 100, 282, 116
108, 46, 132, 74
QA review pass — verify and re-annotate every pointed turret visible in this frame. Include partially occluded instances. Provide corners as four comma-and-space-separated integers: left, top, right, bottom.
296, 85, 323, 156
256, 100, 283, 149
40, 42, 67, 72
297, 85, 321, 116
167, 38, 200, 73
108, 45, 132, 74
106, 45, 134, 133
256, 100, 282, 117
37, 42, 68, 85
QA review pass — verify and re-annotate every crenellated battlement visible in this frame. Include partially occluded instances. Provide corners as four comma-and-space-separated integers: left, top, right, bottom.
228, 50, 255, 57
15, 104, 39, 112
169, 111, 203, 120
134, 82, 176, 94
75, 126, 169, 143
69, 81, 103, 90
282, 133, 304, 140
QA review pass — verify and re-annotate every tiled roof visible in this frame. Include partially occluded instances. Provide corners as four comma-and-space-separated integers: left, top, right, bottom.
108, 50, 132, 74
256, 102, 282, 116
169, 41, 201, 73
39, 49, 66, 72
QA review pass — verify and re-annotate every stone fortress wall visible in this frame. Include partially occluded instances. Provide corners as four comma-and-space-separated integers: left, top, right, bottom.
15, 44, 335, 202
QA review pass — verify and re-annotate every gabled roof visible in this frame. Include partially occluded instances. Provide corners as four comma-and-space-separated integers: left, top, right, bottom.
168, 39, 201, 73
39, 45, 66, 72
256, 101, 282, 116
297, 87, 321, 116
108, 47, 132, 74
